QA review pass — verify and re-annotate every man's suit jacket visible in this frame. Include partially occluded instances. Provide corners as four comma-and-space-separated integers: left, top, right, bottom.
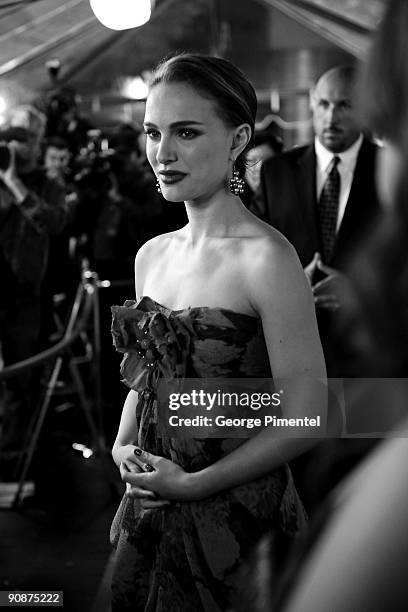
258, 138, 380, 377
258, 138, 380, 270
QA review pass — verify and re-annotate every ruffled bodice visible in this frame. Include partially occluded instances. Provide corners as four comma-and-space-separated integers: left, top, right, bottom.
111, 296, 273, 471
111, 295, 272, 385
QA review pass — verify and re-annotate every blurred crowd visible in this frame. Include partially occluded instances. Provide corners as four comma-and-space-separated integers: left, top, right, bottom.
37, 86, 188, 284
0, 87, 189, 493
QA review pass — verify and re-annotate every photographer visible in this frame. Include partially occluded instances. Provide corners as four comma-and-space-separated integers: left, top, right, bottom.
71, 129, 147, 280
0, 105, 68, 484
40, 137, 80, 347
43, 136, 71, 185
44, 87, 92, 157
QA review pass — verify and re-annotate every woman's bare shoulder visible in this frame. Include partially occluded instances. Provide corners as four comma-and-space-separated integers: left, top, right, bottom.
240, 218, 310, 313
134, 229, 186, 292
242, 216, 300, 271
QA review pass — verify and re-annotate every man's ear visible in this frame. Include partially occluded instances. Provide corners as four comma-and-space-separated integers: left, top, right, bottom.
309, 87, 316, 112
230, 124, 252, 161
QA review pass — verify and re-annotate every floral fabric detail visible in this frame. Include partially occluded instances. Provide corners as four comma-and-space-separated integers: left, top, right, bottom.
111, 298, 195, 390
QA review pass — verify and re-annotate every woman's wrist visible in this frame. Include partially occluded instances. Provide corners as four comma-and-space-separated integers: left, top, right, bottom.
181, 470, 213, 501
112, 443, 134, 468
111, 444, 122, 468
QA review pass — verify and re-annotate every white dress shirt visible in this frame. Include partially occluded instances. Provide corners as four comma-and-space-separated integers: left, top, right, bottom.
315, 134, 364, 231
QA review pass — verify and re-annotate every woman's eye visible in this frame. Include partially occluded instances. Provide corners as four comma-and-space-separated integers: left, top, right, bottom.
144, 129, 160, 140
178, 129, 198, 139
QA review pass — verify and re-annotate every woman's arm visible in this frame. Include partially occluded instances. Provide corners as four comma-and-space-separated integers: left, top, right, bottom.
187, 236, 327, 497
112, 241, 152, 468
112, 242, 172, 508
112, 389, 169, 508
112, 246, 145, 470
123, 234, 327, 500
111, 389, 139, 468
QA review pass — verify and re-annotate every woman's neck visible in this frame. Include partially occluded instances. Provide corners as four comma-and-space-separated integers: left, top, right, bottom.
183, 191, 249, 246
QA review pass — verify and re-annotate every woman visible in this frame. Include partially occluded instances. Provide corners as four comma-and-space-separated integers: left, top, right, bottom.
110, 54, 326, 611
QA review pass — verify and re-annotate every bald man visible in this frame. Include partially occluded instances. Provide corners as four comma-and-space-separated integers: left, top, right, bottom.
257, 65, 380, 375
256, 67, 381, 512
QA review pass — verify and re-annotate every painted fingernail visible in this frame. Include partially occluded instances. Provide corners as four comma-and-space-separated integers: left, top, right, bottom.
143, 463, 154, 472
134, 447, 142, 456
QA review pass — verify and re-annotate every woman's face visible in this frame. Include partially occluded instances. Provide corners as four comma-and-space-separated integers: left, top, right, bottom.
376, 141, 404, 210
144, 82, 236, 202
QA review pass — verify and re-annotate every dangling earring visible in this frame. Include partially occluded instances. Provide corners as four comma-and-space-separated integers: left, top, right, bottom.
155, 179, 161, 194
228, 166, 246, 196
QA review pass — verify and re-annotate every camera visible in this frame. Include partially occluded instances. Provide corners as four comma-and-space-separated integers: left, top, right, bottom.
72, 130, 117, 193
0, 127, 32, 170
0, 143, 11, 170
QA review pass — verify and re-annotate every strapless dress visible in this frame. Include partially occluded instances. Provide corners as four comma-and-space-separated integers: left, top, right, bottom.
110, 296, 306, 612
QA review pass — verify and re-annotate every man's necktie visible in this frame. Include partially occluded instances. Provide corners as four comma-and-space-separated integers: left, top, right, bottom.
318, 155, 341, 263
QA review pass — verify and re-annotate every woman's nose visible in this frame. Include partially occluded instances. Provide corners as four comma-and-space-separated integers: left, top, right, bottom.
156, 135, 177, 164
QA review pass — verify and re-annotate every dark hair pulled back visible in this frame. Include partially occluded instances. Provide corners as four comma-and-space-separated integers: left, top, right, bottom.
149, 53, 257, 177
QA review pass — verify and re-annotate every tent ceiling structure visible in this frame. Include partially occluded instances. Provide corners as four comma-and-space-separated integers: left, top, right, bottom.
259, 0, 386, 58
0, 0, 212, 104
0, 0, 386, 110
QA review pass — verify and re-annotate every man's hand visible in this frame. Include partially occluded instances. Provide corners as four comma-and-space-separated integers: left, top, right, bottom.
0, 143, 18, 187
0, 143, 28, 203
304, 251, 321, 286
304, 253, 351, 311
312, 259, 350, 311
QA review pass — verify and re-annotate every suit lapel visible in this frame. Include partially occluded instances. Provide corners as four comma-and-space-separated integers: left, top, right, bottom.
295, 146, 320, 251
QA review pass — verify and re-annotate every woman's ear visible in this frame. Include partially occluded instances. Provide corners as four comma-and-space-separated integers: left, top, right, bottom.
230, 124, 252, 161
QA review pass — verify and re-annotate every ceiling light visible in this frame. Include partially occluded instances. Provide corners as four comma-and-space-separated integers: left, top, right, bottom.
90, 0, 152, 31
122, 76, 149, 100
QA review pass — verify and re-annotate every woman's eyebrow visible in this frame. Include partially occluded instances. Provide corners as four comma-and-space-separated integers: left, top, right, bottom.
143, 120, 205, 128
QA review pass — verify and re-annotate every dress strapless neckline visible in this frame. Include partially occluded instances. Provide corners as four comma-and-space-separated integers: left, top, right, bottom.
138, 295, 260, 321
